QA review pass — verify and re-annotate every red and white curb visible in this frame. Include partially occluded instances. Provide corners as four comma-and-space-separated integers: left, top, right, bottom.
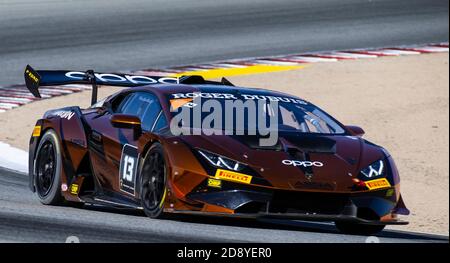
0, 84, 92, 113
0, 42, 448, 114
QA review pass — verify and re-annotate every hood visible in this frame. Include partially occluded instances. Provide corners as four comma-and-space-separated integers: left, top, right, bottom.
180, 132, 385, 192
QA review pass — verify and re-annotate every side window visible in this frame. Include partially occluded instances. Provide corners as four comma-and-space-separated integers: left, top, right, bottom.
279, 106, 301, 130
153, 114, 168, 132
120, 92, 162, 131
112, 92, 134, 113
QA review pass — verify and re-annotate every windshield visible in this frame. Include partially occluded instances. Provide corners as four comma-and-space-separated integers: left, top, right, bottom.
167, 92, 346, 135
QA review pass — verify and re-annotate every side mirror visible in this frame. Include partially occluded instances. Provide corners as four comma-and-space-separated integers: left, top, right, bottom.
346, 125, 365, 137
110, 114, 142, 139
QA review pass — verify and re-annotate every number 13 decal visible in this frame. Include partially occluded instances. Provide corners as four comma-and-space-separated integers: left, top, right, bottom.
123, 155, 135, 182
119, 144, 139, 196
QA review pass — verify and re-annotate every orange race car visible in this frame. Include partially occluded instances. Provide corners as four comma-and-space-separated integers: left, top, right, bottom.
25, 65, 409, 235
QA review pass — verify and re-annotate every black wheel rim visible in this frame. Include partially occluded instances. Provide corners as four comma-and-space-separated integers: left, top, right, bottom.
141, 151, 166, 211
36, 141, 57, 197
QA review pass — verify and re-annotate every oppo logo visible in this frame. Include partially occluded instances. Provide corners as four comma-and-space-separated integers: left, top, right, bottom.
65, 72, 178, 84
282, 159, 324, 167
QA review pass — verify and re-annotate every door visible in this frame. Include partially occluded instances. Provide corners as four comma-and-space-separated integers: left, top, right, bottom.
90, 91, 163, 198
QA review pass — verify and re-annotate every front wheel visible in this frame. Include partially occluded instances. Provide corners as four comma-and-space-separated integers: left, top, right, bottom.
335, 221, 385, 235
139, 143, 167, 219
34, 129, 63, 205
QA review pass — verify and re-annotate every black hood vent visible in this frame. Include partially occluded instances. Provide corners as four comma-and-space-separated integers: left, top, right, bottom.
231, 132, 336, 154
230, 135, 283, 151
281, 134, 337, 154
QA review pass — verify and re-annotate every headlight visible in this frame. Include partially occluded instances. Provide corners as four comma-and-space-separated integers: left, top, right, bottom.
360, 159, 385, 178
198, 149, 245, 171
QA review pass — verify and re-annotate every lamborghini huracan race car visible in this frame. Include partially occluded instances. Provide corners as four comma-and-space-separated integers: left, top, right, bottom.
25, 65, 409, 234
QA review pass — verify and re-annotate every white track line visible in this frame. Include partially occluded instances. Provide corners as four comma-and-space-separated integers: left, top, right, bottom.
289, 56, 338, 62
252, 59, 301, 65
211, 63, 248, 68
0, 142, 28, 174
328, 52, 378, 59
0, 97, 32, 103
410, 46, 449, 52
63, 84, 92, 90
369, 48, 420, 56
0, 103, 19, 109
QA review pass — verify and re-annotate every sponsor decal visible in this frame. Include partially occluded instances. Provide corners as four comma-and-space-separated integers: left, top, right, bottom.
32, 125, 41, 137
365, 178, 391, 190
65, 72, 177, 85
25, 69, 39, 83
215, 169, 252, 184
241, 94, 308, 105
51, 110, 75, 120
119, 144, 139, 196
182, 102, 197, 108
170, 98, 194, 110
172, 93, 237, 99
70, 184, 79, 195
207, 178, 222, 188
171, 92, 307, 105
282, 159, 324, 167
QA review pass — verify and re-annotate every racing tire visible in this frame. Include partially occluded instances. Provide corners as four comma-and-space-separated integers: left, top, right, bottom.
34, 129, 64, 205
335, 222, 385, 235
140, 143, 168, 219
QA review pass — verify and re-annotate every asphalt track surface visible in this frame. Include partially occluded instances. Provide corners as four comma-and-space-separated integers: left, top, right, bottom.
0, 0, 448, 85
0, 0, 449, 243
0, 168, 448, 243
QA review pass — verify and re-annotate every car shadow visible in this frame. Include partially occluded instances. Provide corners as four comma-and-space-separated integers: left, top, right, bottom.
258, 218, 448, 241
82, 204, 448, 242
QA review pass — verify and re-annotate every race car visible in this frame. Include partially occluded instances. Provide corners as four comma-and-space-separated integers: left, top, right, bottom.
24, 65, 409, 235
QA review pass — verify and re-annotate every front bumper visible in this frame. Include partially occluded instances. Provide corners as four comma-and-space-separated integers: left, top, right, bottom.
171, 209, 408, 225
186, 188, 407, 225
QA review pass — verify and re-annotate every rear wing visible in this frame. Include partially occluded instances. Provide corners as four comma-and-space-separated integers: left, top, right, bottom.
24, 65, 235, 105
24, 65, 179, 105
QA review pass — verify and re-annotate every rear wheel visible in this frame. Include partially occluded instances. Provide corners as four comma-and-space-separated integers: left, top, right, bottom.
140, 143, 167, 218
34, 130, 63, 205
335, 221, 385, 235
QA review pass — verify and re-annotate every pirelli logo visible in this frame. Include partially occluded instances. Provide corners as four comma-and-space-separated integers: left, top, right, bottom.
365, 178, 391, 190
215, 169, 252, 184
